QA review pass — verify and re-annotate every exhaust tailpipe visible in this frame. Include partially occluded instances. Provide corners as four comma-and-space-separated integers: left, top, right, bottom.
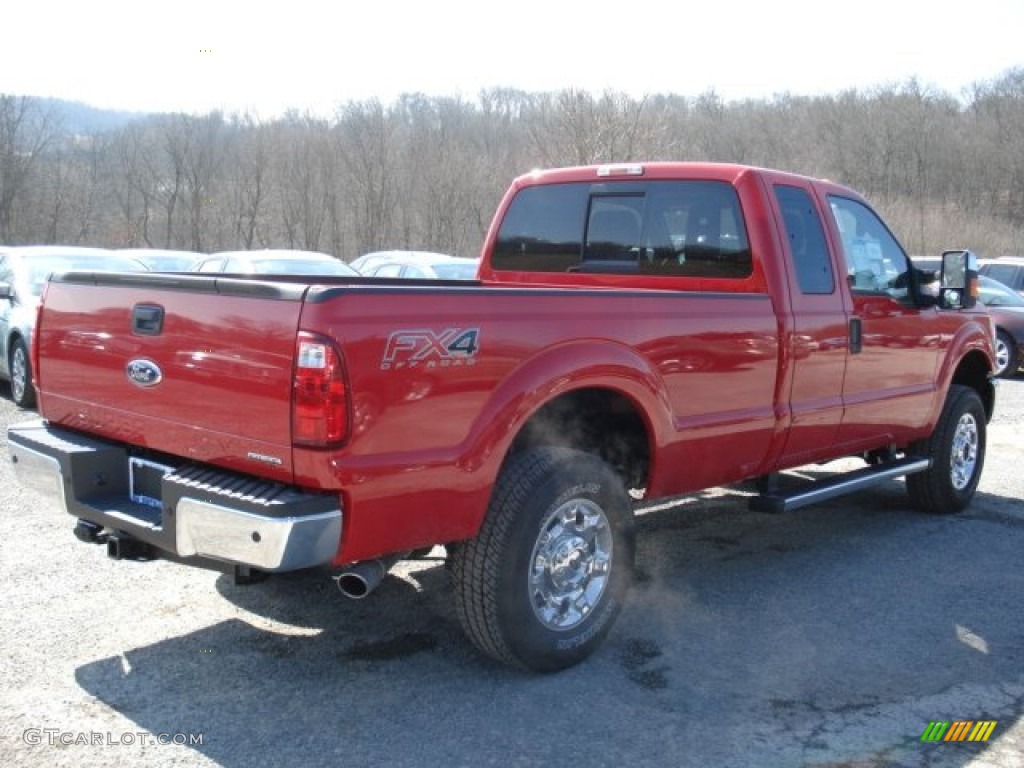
334, 555, 404, 599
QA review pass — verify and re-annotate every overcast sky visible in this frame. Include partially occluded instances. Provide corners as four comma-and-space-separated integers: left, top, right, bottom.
3, 0, 1022, 117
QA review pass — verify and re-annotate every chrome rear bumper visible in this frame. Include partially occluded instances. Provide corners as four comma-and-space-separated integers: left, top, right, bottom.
8, 419, 342, 572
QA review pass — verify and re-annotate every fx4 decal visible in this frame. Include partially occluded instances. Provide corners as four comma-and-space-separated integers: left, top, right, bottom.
381, 328, 481, 370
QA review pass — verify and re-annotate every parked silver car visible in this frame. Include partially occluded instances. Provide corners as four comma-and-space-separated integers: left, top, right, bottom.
979, 256, 1024, 297
351, 250, 479, 279
0, 245, 150, 407
977, 275, 1024, 377
118, 248, 204, 272
190, 249, 358, 276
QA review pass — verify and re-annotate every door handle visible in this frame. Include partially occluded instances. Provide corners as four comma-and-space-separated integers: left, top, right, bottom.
849, 317, 862, 354
132, 304, 164, 336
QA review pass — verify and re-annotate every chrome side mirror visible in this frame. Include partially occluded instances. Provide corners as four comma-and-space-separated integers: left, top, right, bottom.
940, 250, 978, 310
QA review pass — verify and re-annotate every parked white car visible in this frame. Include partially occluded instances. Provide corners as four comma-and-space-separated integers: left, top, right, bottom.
351, 250, 479, 280
118, 248, 204, 272
190, 249, 358, 276
979, 256, 1024, 297
0, 245, 150, 407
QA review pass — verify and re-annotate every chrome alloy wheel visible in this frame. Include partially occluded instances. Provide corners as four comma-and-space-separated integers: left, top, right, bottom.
994, 336, 1010, 376
528, 497, 613, 631
10, 345, 28, 404
950, 413, 979, 491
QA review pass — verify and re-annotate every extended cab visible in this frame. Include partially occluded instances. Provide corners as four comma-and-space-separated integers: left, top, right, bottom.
8, 163, 996, 672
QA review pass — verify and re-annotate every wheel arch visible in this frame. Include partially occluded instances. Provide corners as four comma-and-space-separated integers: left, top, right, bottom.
466, 340, 672, 503
949, 349, 995, 423
506, 386, 653, 493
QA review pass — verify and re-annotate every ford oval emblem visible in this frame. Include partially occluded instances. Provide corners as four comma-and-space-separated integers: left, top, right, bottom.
126, 359, 163, 387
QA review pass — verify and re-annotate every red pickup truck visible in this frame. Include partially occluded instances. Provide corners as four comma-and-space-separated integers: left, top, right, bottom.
8, 162, 996, 672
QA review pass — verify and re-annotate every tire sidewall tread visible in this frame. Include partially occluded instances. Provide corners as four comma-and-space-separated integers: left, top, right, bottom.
907, 385, 986, 514
451, 447, 634, 672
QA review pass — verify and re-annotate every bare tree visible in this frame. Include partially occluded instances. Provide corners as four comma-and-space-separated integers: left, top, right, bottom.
227, 113, 269, 249
0, 95, 61, 242
107, 122, 157, 246
4, 67, 1023, 259
180, 112, 225, 251
333, 100, 399, 255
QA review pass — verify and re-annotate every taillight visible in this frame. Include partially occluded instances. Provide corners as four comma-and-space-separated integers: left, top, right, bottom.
292, 332, 349, 446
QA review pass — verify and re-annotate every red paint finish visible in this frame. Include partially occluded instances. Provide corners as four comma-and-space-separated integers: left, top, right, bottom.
37, 282, 301, 483
293, 286, 781, 562
32, 163, 996, 565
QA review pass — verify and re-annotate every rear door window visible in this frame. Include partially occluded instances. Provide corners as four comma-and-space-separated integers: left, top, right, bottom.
196, 258, 225, 272
983, 263, 1023, 290
773, 185, 834, 294
373, 263, 403, 277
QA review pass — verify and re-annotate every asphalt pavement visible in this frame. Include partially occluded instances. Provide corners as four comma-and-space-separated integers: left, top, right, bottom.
1, 379, 1021, 768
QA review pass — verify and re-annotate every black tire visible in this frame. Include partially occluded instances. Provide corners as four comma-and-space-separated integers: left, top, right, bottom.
451, 447, 635, 672
994, 330, 1019, 378
9, 338, 36, 409
906, 385, 986, 513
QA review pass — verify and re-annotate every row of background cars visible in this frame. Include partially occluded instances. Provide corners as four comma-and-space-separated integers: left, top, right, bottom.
0, 245, 480, 408
130, 247, 481, 279
978, 257, 1024, 378
3, 245, 1019, 410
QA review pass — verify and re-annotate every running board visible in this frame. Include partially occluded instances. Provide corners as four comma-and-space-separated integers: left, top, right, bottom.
749, 457, 931, 514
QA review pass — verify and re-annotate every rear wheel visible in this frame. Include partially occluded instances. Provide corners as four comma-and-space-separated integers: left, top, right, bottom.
906, 385, 986, 513
451, 447, 634, 672
9, 338, 36, 408
994, 330, 1018, 378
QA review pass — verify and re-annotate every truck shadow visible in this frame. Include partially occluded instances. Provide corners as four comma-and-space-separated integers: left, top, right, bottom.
209, 554, 458, 654
74, 482, 1023, 768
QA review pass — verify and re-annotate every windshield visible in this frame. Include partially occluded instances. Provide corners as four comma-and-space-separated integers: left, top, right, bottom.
15, 254, 148, 297
246, 258, 357, 276
979, 276, 1024, 307
432, 262, 478, 279
143, 256, 195, 271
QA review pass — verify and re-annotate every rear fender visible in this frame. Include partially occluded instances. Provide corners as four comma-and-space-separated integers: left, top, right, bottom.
331, 339, 675, 564
459, 339, 674, 490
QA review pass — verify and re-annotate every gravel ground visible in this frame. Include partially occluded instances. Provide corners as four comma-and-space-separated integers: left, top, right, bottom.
1, 378, 1022, 768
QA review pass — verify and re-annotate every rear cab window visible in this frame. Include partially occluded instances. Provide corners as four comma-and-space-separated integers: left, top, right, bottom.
491, 180, 753, 281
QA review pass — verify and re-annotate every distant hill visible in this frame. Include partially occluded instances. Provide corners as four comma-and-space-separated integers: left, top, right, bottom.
35, 97, 149, 133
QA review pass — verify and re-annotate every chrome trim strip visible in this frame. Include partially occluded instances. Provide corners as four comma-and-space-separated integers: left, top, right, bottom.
176, 497, 342, 571
9, 442, 67, 511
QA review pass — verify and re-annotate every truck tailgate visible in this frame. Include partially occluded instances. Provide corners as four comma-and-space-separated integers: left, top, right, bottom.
35, 273, 307, 483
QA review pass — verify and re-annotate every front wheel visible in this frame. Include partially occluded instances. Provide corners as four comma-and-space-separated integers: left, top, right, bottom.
451, 448, 635, 672
906, 385, 986, 513
9, 338, 36, 408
